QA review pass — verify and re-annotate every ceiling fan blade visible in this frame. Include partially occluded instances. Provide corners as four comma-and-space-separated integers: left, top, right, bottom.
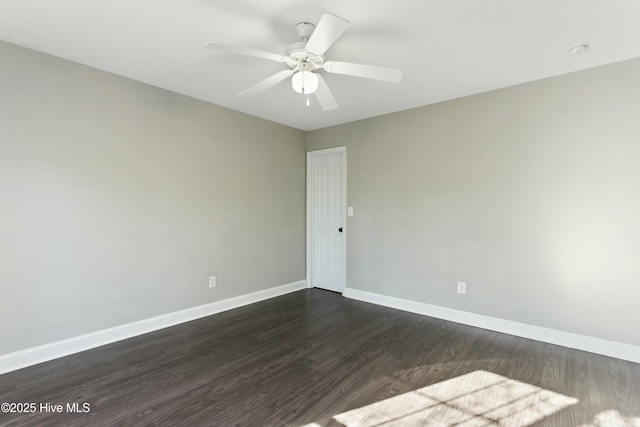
304, 14, 350, 56
205, 42, 287, 63
238, 70, 294, 97
314, 74, 339, 111
324, 61, 403, 83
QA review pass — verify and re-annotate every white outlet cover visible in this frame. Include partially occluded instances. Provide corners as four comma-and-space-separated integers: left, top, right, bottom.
457, 282, 466, 294
209, 276, 216, 288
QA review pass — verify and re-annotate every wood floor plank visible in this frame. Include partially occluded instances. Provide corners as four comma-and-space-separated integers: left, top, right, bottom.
1, 289, 639, 426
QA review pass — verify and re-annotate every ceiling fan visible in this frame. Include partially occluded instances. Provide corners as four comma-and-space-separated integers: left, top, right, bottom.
205, 13, 403, 111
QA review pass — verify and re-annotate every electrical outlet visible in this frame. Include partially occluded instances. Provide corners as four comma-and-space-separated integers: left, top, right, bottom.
209, 276, 216, 288
457, 282, 466, 294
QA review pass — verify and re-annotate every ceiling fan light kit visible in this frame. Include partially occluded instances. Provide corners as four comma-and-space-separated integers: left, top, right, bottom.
205, 13, 403, 111
292, 70, 318, 94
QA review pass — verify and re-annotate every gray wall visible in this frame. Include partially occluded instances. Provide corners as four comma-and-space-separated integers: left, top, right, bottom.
0, 41, 306, 354
306, 57, 640, 346
3, 37, 639, 356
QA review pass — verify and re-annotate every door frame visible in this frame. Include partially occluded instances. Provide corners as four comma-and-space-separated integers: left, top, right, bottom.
306, 146, 347, 292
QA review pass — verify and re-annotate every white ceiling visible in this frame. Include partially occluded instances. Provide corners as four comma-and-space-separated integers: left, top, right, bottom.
2, 1, 640, 131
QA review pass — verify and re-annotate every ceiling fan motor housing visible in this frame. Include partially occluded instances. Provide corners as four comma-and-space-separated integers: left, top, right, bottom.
286, 21, 324, 72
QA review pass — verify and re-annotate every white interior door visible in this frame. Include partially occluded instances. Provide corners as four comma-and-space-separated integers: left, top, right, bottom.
307, 148, 346, 293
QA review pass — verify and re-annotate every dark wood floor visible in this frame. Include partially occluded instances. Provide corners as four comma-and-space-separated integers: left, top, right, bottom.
1, 289, 639, 426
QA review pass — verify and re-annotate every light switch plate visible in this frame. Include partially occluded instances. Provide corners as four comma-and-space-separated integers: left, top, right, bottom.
347, 207, 353, 216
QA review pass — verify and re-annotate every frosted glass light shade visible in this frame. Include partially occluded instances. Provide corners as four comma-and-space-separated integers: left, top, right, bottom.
292, 71, 319, 94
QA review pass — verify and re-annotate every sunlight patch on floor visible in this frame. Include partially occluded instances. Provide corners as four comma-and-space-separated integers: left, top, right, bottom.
578, 410, 640, 427
300, 370, 578, 426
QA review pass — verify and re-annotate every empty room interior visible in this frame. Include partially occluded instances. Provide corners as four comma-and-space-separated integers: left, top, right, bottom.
1, 1, 640, 426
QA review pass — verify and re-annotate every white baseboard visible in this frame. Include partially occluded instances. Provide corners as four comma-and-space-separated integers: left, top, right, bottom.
343, 287, 640, 364
0, 280, 306, 375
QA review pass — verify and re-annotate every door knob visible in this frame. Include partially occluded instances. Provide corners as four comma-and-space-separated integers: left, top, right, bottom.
338, 227, 343, 232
